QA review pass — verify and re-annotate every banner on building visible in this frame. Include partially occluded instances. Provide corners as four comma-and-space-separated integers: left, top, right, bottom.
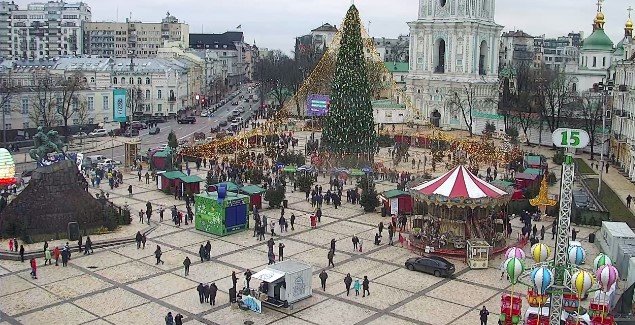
306, 94, 330, 117
113, 89, 127, 122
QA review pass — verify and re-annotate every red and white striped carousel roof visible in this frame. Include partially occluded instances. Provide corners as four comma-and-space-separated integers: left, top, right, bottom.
412, 165, 507, 199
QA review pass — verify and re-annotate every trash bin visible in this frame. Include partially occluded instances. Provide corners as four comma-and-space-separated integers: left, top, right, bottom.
589, 232, 595, 243
283, 199, 288, 208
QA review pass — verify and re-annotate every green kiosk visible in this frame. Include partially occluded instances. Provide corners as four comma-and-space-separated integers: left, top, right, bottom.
195, 185, 250, 236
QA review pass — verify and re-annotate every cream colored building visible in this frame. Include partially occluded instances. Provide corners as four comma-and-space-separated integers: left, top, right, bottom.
83, 12, 189, 58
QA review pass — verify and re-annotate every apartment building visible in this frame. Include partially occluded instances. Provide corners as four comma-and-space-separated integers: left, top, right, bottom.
373, 35, 409, 63
533, 32, 583, 70
499, 30, 534, 68
83, 12, 189, 58
190, 32, 247, 92
2, 1, 91, 60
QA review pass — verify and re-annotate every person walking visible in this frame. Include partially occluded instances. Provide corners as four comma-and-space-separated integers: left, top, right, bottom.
352, 236, 359, 251
209, 282, 218, 306
183, 256, 191, 276
141, 234, 146, 249
628, 194, 633, 208
61, 247, 69, 267
231, 271, 238, 290
330, 238, 336, 253
244, 269, 252, 289
362, 276, 370, 297
353, 279, 361, 296
53, 246, 61, 266
19, 244, 25, 262
165, 312, 174, 325
540, 225, 545, 241
290, 213, 295, 230
154, 245, 164, 265
344, 273, 353, 296
198, 244, 206, 262
174, 313, 183, 325
571, 228, 578, 241
203, 283, 210, 303
84, 236, 93, 255
128, 185, 133, 197
378, 222, 384, 236
197, 283, 205, 303
551, 221, 557, 240
319, 270, 328, 291
278, 243, 285, 261
8, 238, 13, 251
44, 247, 52, 265
327, 249, 335, 267
30, 258, 37, 279
13, 238, 18, 252
135, 231, 142, 249
205, 241, 212, 261
479, 306, 490, 325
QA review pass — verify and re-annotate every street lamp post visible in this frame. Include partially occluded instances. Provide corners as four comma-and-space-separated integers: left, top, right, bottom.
597, 78, 614, 195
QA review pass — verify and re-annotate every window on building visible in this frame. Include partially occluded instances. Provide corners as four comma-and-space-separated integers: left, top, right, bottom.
72, 97, 79, 111
479, 41, 488, 75
129, 77, 134, 85
146, 77, 150, 84
21, 98, 29, 114
22, 122, 29, 129
4, 124, 11, 130
145, 104, 151, 112
572, 83, 577, 92
602, 57, 606, 67
103, 96, 109, 110
137, 77, 142, 84
157, 104, 162, 112
592, 57, 597, 67
434, 39, 446, 73
113, 77, 117, 84
157, 90, 162, 99
90, 76, 95, 83
121, 77, 126, 84
87, 96, 94, 110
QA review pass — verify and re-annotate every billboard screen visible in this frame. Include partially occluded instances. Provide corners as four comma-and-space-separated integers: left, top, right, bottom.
113, 89, 127, 122
306, 94, 330, 117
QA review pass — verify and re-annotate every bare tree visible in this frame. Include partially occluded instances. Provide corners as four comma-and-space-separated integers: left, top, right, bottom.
447, 85, 476, 137
208, 76, 227, 104
127, 86, 143, 118
501, 63, 539, 144
577, 93, 604, 160
537, 68, 576, 134
57, 72, 87, 135
74, 94, 89, 126
30, 74, 58, 128
366, 59, 387, 100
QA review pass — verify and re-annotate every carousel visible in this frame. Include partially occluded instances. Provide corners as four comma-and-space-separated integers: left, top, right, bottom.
409, 165, 511, 256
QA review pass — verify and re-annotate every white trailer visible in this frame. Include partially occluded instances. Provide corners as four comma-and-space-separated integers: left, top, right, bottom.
597, 221, 635, 261
252, 260, 313, 307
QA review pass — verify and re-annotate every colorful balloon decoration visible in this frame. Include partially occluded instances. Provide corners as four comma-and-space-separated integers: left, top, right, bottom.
593, 253, 613, 272
568, 245, 586, 265
530, 266, 554, 295
503, 257, 525, 285
530, 243, 551, 264
505, 247, 526, 260
571, 270, 595, 297
0, 148, 16, 186
596, 264, 619, 292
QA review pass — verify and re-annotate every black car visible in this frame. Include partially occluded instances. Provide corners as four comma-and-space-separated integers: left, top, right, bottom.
124, 128, 139, 137
177, 116, 196, 124
405, 256, 455, 277
219, 120, 228, 127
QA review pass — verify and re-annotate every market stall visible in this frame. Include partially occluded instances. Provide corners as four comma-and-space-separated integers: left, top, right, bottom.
159, 171, 187, 194
195, 188, 250, 236
409, 165, 510, 254
379, 189, 413, 215
151, 148, 174, 171
514, 172, 539, 190
251, 260, 313, 308
179, 175, 203, 194
239, 184, 266, 210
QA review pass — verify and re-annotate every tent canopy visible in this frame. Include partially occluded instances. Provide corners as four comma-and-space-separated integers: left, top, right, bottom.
411, 165, 507, 199
381, 189, 410, 199
162, 171, 187, 180
180, 175, 204, 183
240, 184, 266, 195
213, 182, 239, 192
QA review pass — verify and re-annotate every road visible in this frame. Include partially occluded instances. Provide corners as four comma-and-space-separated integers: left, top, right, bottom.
90, 85, 257, 162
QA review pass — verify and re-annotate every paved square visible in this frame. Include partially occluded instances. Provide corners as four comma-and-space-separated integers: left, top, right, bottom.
74, 288, 149, 317
16, 303, 97, 325
0, 287, 62, 316
293, 298, 375, 325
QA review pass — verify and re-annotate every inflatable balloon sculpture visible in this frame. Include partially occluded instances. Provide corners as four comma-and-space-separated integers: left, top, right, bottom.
530, 266, 554, 324
500, 256, 525, 325
568, 245, 586, 265
570, 270, 595, 324
590, 265, 619, 324
531, 243, 551, 264
592, 253, 612, 272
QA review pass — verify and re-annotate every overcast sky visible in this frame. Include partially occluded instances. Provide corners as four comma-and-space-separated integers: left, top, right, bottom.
16, 0, 633, 52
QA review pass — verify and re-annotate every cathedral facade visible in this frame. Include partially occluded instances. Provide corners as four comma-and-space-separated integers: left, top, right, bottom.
406, 0, 504, 132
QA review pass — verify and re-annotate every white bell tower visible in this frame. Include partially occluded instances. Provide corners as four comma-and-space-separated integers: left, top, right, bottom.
407, 0, 504, 131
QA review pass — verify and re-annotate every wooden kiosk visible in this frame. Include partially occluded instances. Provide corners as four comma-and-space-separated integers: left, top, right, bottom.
466, 239, 491, 269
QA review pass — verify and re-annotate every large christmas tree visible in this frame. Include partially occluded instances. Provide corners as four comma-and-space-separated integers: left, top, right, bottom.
322, 5, 377, 162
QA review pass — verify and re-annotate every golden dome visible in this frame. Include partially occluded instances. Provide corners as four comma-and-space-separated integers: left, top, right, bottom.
627, 18, 633, 29
595, 11, 606, 22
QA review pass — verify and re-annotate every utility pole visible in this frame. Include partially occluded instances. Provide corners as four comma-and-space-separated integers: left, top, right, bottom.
597, 78, 614, 195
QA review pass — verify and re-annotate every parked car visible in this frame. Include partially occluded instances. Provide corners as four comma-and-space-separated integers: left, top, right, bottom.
97, 159, 121, 168
239, 108, 245, 113
72, 132, 88, 139
124, 128, 139, 137
210, 125, 221, 133
232, 101, 239, 105
200, 111, 208, 117
405, 256, 455, 277
89, 129, 108, 137
131, 121, 147, 130
232, 110, 240, 117
177, 116, 196, 124
147, 116, 167, 124
219, 120, 228, 127
149, 127, 160, 135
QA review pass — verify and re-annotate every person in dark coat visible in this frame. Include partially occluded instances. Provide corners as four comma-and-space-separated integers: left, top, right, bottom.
378, 222, 384, 236
231, 271, 238, 289
174, 313, 183, 325
316, 208, 322, 222
327, 249, 335, 267
204, 241, 212, 261
278, 243, 285, 261
244, 269, 252, 289
154, 245, 164, 265
362, 276, 370, 297
196, 283, 205, 303
135, 231, 142, 249
290, 213, 296, 230
330, 238, 336, 253
183, 257, 191, 276
374, 233, 381, 245
319, 270, 328, 291
203, 283, 210, 302
198, 245, 206, 262
209, 282, 218, 306
19, 244, 25, 262
165, 312, 174, 325
61, 247, 69, 266
344, 273, 353, 296
352, 236, 359, 251
479, 306, 490, 325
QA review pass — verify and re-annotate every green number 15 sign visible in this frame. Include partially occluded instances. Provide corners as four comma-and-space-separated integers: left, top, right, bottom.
551, 128, 590, 149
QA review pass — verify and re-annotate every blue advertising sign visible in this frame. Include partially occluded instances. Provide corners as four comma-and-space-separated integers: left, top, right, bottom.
306, 94, 330, 117
113, 89, 127, 122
